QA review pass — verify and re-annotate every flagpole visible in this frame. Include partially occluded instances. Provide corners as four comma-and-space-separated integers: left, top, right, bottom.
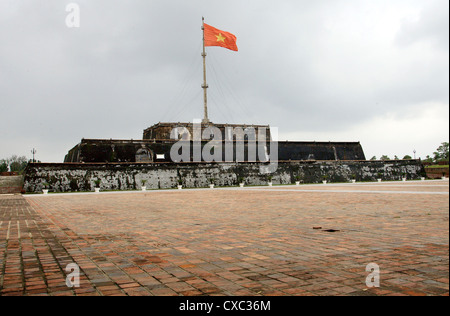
201, 17, 210, 124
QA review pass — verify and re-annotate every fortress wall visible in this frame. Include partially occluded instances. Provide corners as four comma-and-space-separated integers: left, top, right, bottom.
24, 160, 425, 193
64, 139, 366, 163
0, 175, 24, 194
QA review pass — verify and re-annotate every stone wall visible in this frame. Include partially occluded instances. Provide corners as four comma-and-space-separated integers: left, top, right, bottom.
64, 139, 366, 163
0, 175, 24, 194
425, 166, 449, 179
24, 160, 425, 193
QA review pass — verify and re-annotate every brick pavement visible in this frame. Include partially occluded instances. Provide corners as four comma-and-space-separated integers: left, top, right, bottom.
0, 180, 448, 296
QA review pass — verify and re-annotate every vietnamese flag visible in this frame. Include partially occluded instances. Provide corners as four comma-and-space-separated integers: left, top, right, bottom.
204, 23, 238, 52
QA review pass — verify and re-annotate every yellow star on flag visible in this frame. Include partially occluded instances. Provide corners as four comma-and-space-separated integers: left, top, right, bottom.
204, 23, 238, 51
215, 33, 226, 43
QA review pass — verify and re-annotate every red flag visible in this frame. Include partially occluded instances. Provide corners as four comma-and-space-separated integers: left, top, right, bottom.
204, 23, 238, 52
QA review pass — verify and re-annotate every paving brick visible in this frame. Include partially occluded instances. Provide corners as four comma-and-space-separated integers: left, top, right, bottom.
0, 181, 448, 296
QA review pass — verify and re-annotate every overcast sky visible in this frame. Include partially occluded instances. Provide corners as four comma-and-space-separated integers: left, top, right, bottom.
1, 0, 448, 162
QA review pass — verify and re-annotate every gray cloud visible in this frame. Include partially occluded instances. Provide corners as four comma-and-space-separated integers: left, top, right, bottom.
0, 0, 448, 162
395, 0, 449, 50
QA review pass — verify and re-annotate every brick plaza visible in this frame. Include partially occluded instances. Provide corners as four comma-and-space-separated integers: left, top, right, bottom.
0, 180, 448, 296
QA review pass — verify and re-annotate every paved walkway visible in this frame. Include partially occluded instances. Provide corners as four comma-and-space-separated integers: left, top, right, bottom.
0, 180, 448, 296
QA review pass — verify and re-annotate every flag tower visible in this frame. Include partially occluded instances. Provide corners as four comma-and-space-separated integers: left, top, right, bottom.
200, 17, 238, 125
201, 17, 210, 124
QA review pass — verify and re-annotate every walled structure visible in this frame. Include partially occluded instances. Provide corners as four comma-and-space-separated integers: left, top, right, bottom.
64, 121, 366, 163
64, 139, 365, 163
27, 121, 429, 194
24, 160, 425, 193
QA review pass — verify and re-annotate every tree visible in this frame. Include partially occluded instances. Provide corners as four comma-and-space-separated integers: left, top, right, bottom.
403, 155, 412, 160
370, 156, 377, 160
433, 142, 449, 162
380, 155, 390, 161
0, 160, 8, 173
423, 155, 434, 163
7, 155, 28, 173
